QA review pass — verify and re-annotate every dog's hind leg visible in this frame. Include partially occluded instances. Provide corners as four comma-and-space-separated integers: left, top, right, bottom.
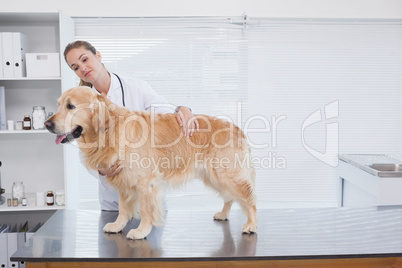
239, 201, 257, 234
226, 180, 257, 234
103, 192, 132, 233
214, 200, 233, 221
236, 175, 257, 234
209, 164, 257, 234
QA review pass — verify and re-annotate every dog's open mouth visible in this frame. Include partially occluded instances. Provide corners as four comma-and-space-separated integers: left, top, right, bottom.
55, 126, 83, 144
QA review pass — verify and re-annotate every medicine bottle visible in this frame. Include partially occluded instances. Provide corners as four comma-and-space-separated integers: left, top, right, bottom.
55, 191, 65, 206
23, 115, 31, 130
46, 191, 54, 206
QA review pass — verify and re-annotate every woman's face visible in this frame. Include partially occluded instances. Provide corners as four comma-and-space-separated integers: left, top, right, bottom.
65, 47, 103, 83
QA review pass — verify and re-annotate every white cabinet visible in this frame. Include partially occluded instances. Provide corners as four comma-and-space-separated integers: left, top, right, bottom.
338, 154, 402, 207
0, 12, 75, 212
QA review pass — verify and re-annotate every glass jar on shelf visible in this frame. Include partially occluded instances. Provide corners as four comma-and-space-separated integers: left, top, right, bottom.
32, 106, 47, 130
12, 181, 24, 204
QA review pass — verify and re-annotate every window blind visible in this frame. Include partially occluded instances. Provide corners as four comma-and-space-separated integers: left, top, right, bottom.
246, 18, 402, 208
73, 17, 249, 210
71, 17, 402, 210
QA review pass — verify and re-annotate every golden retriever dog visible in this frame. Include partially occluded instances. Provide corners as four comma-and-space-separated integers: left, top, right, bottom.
45, 86, 257, 240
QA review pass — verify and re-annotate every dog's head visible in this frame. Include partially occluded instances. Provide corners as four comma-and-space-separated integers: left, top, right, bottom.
45, 86, 110, 144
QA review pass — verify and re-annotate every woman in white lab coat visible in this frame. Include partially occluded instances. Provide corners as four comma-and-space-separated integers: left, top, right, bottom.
64, 40, 198, 211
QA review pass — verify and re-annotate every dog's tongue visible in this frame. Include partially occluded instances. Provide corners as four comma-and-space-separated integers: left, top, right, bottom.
55, 134, 67, 145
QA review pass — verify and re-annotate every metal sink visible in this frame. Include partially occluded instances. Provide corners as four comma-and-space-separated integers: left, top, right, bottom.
339, 154, 402, 177
368, 163, 402, 172
366, 163, 402, 177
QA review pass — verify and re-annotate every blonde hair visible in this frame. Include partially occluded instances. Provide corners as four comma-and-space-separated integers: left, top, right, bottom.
64, 40, 97, 87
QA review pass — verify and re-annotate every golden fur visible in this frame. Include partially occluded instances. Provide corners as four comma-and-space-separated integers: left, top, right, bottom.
47, 86, 257, 239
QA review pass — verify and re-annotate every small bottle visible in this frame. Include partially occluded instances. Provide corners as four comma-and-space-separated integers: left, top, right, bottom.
55, 191, 65, 206
22, 197, 27, 206
16, 121, 23, 130
46, 191, 54, 206
23, 115, 31, 130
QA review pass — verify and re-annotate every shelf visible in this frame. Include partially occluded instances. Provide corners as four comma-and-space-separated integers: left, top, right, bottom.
0, 204, 65, 212
0, 12, 60, 24
0, 129, 49, 134
0, 193, 65, 212
0, 77, 62, 81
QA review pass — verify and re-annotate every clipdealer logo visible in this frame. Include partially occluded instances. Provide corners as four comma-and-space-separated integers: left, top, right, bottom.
301, 100, 339, 167
62, 99, 339, 168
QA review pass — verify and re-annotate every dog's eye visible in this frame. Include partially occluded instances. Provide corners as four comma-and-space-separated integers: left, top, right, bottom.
67, 103, 76, 110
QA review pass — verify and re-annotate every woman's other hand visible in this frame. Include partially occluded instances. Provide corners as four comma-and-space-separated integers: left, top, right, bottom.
98, 163, 123, 177
176, 106, 199, 138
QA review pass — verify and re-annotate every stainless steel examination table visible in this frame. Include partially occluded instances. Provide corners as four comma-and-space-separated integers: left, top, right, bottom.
11, 207, 402, 267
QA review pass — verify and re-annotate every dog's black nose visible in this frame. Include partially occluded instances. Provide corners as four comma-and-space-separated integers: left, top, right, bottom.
44, 120, 54, 131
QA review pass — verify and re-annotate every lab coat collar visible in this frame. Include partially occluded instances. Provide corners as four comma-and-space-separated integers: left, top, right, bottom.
106, 72, 122, 99
91, 71, 119, 99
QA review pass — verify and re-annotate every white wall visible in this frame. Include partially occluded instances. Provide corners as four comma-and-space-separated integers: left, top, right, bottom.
2, 0, 402, 18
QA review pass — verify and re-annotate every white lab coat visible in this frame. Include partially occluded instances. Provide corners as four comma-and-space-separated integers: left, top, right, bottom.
88, 73, 174, 210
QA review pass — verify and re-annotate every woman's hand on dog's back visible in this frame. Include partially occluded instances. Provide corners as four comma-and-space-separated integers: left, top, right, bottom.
176, 106, 199, 139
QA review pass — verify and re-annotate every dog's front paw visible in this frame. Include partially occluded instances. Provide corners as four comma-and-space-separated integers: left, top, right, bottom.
103, 222, 123, 233
242, 223, 257, 234
126, 228, 148, 240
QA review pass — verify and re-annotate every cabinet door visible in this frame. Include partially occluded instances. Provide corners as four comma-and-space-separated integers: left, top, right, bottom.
59, 11, 76, 92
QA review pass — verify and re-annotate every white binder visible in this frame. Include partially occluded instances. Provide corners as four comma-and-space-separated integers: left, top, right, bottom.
0, 86, 5, 131
20, 222, 41, 268
0, 33, 3, 78
1, 33, 14, 78
16, 222, 27, 268
12, 33, 27, 78
0, 225, 9, 268
7, 224, 19, 268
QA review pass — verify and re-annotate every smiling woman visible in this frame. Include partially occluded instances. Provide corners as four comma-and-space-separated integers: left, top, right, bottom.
64, 40, 100, 87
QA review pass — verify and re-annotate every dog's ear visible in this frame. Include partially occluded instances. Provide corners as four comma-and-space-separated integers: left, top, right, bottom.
91, 94, 109, 133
